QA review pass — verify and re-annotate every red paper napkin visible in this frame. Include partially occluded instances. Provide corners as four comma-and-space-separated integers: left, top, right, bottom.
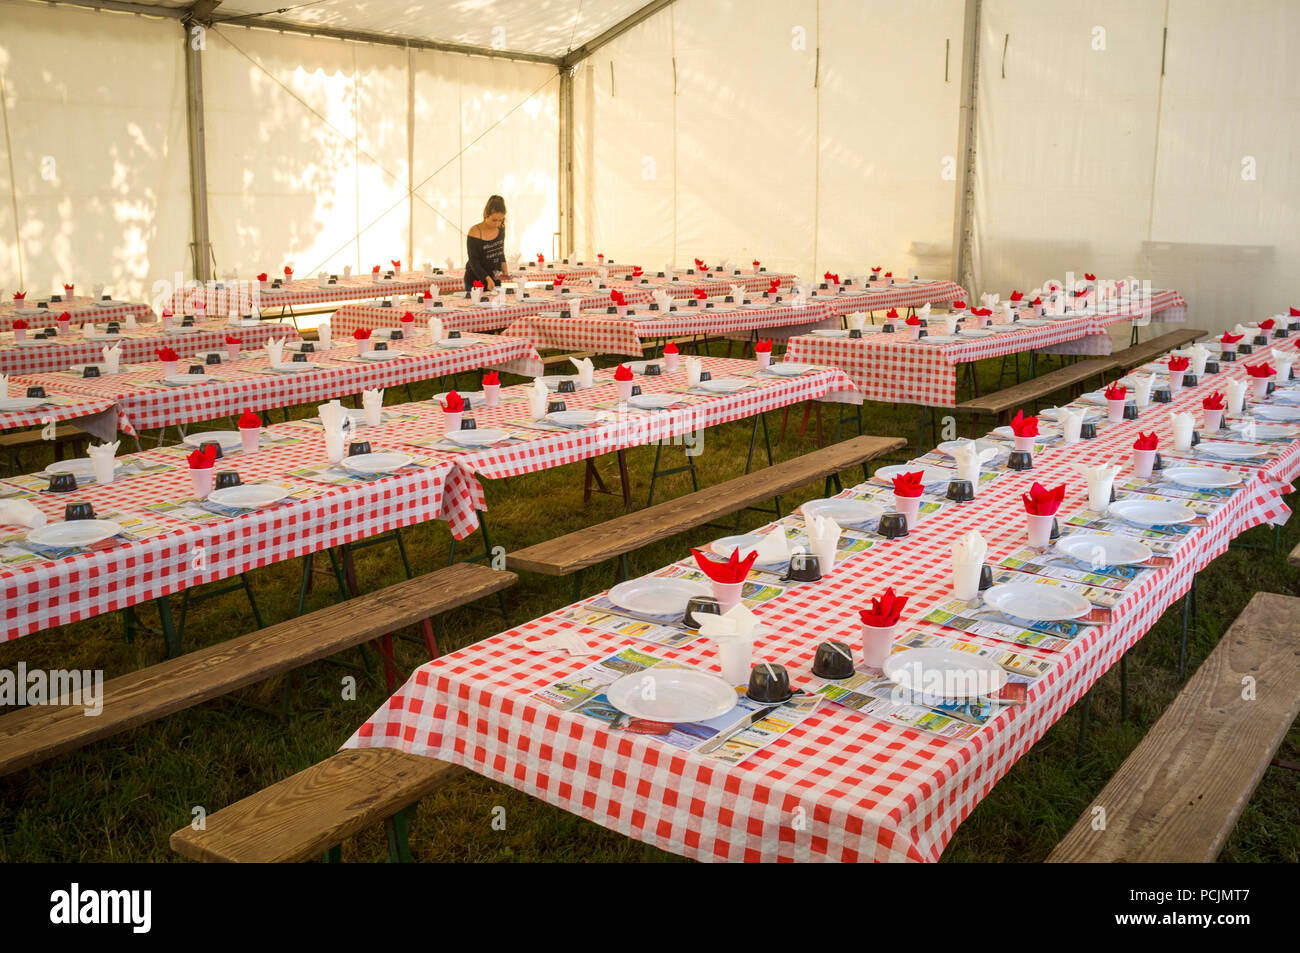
823, 271, 839, 284
373, 265, 381, 274
891, 471, 924, 497
155, 347, 179, 362
473, 280, 485, 289
1084, 272, 1096, 281
1220, 332, 1243, 344
440, 391, 464, 413
283, 266, 293, 277
1259, 318, 1275, 330
225, 335, 241, 345
884, 272, 893, 278
482, 370, 499, 386
256, 273, 268, 282
391, 260, 401, 271
858, 587, 907, 628
1203, 392, 1226, 410
353, 328, 371, 340
1031, 296, 1042, 306
691, 548, 757, 584
1010, 290, 1024, 301
64, 284, 74, 293
694, 258, 707, 272
537, 253, 545, 263
401, 311, 415, 323
755, 339, 772, 353
752, 260, 761, 268
610, 289, 626, 306
1290, 307, 1300, 317
1245, 363, 1275, 379
632, 266, 643, 277
1010, 410, 1038, 437
613, 363, 633, 381
238, 409, 260, 429
905, 314, 920, 326
57, 311, 71, 322
693, 288, 708, 300
1167, 355, 1189, 371
971, 307, 992, 317
12, 292, 25, 302
664, 342, 679, 355
1133, 432, 1158, 451
12, 319, 27, 329
187, 445, 217, 470
886, 308, 899, 320
1022, 482, 1065, 515
552, 275, 565, 287
767, 278, 781, 294
951, 299, 966, 310
871, 267, 882, 275
1104, 381, 1127, 400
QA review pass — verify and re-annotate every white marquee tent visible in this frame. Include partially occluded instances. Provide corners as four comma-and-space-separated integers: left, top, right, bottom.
2, 0, 1298, 332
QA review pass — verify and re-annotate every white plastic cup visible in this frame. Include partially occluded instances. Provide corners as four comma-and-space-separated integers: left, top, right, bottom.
1107, 398, 1125, 423
1061, 414, 1083, 445
616, 379, 634, 402
861, 623, 898, 669
809, 535, 836, 574
952, 561, 981, 601
324, 428, 345, 464
1027, 512, 1054, 548
239, 426, 259, 455
1088, 475, 1114, 513
91, 455, 115, 485
893, 494, 921, 530
716, 634, 755, 687
191, 466, 214, 499
163, 361, 178, 377
711, 580, 744, 613
1014, 434, 1035, 452
1203, 408, 1224, 431
484, 383, 500, 407
1250, 378, 1269, 400
664, 353, 679, 373
757, 351, 772, 369
226, 342, 240, 361
1168, 370, 1185, 393
13, 327, 26, 342
443, 411, 462, 433
1132, 448, 1156, 479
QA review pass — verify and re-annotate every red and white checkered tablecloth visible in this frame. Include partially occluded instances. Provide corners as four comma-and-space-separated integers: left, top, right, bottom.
501, 302, 837, 357
615, 271, 799, 299
1038, 290, 1188, 356
0, 321, 300, 377
786, 293, 1193, 408
814, 281, 968, 318
329, 286, 651, 338
11, 336, 541, 438
511, 261, 637, 283
347, 331, 1299, 862
0, 299, 155, 333
364, 356, 856, 485
168, 273, 461, 316
0, 437, 482, 642
0, 396, 120, 439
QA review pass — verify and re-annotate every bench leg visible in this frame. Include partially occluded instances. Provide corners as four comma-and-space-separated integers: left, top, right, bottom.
386, 806, 415, 863
421, 618, 440, 660
323, 843, 342, 863
158, 597, 180, 659
1120, 654, 1129, 723
743, 412, 773, 474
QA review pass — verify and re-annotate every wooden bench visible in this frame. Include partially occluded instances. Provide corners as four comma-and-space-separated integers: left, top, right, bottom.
507, 434, 904, 594
956, 358, 1119, 430
1047, 592, 1300, 862
0, 423, 92, 474
171, 748, 463, 862
0, 562, 515, 778
1109, 328, 1208, 371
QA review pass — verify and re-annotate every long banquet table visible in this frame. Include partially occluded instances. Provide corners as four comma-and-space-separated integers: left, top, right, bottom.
347, 328, 1298, 862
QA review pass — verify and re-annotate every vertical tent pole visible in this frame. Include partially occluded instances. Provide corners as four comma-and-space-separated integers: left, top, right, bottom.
951, 0, 981, 292
183, 15, 212, 281
559, 66, 574, 257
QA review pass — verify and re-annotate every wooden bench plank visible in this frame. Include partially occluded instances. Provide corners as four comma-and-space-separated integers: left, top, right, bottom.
1109, 328, 1207, 371
0, 562, 515, 777
0, 423, 90, 450
1047, 592, 1300, 862
956, 358, 1118, 417
507, 434, 904, 575
170, 748, 464, 862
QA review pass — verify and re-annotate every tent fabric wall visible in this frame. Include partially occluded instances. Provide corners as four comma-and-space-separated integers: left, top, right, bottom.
0, 2, 191, 302
573, 0, 967, 280
973, 0, 1300, 333
203, 25, 557, 280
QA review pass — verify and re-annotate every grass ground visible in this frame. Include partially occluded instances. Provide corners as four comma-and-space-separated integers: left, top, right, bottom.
0, 339, 1296, 863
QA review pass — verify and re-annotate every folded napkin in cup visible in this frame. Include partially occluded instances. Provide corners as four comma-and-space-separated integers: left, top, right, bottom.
859, 587, 908, 628
528, 378, 548, 419
187, 444, 218, 470
102, 344, 121, 374
1009, 410, 1038, 437
1022, 481, 1065, 516
686, 357, 702, 387
569, 356, 595, 388
1133, 431, 1158, 451
891, 470, 925, 497
0, 498, 47, 529
266, 337, 287, 365
691, 547, 758, 583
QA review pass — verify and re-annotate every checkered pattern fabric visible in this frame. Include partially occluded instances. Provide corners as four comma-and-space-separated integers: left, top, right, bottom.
0, 440, 480, 642
348, 331, 1298, 862
0, 321, 300, 377
786, 291, 1190, 408
0, 299, 154, 333
169, 274, 462, 316
11, 337, 540, 438
329, 286, 652, 337
501, 302, 838, 357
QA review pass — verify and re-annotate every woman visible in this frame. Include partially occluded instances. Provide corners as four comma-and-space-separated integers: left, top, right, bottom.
464, 195, 510, 292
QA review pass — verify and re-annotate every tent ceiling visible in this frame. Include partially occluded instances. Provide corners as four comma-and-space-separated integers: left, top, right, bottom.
117, 0, 652, 60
